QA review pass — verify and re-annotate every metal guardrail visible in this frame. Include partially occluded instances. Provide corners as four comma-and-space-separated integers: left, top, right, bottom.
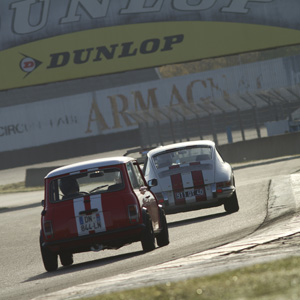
125, 85, 300, 148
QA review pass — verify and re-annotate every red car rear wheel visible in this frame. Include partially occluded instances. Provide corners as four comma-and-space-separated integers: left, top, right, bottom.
141, 212, 155, 252
40, 233, 58, 272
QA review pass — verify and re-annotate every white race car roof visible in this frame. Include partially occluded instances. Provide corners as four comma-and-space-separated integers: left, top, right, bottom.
147, 140, 216, 157
45, 156, 134, 178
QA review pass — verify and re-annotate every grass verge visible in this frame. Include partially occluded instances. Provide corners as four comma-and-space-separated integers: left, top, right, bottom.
81, 256, 300, 300
0, 182, 43, 194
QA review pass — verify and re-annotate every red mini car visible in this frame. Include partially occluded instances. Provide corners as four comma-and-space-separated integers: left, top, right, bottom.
40, 157, 169, 272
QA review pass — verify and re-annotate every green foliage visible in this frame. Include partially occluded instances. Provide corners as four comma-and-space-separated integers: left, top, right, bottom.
0, 182, 43, 194
159, 44, 300, 78
81, 256, 300, 300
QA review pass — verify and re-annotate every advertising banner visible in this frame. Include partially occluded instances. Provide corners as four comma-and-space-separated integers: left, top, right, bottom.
1, 0, 300, 51
1, 22, 300, 91
1, 0, 300, 90
1, 54, 300, 152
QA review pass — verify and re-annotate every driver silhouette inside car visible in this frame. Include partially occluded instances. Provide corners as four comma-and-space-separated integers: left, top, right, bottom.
60, 177, 80, 199
156, 154, 173, 169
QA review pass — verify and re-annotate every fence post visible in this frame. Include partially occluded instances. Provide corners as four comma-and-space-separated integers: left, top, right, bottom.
184, 103, 204, 140
146, 111, 164, 146
158, 107, 176, 144
210, 113, 218, 146
226, 127, 233, 143
253, 106, 261, 138
170, 107, 190, 142
237, 109, 246, 141
140, 112, 153, 148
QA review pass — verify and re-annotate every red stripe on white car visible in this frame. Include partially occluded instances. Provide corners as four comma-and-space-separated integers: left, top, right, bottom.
168, 163, 208, 206
170, 165, 186, 205
190, 162, 207, 202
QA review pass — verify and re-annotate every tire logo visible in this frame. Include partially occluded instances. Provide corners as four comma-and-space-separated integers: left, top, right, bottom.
19, 54, 42, 77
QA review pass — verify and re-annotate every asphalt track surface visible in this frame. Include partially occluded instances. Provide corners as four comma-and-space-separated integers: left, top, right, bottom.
1, 152, 300, 300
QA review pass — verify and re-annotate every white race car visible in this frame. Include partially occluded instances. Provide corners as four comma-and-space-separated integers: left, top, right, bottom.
143, 140, 239, 214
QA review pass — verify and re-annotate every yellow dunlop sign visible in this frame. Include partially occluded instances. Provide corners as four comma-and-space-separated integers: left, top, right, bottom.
1, 21, 300, 91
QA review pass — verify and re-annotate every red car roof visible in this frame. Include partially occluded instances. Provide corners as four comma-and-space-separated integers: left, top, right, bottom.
45, 156, 134, 178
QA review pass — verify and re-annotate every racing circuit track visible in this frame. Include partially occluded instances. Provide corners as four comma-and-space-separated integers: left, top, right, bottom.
1, 153, 300, 300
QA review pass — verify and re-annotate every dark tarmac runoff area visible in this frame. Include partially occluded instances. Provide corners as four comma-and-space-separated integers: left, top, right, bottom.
32, 157, 300, 300
1, 151, 300, 300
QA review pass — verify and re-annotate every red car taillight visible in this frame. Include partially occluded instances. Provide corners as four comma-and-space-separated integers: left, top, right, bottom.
216, 181, 231, 193
43, 220, 53, 239
154, 192, 165, 204
128, 205, 139, 224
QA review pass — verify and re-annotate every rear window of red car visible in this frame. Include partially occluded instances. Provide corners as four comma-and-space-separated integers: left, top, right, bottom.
49, 167, 124, 203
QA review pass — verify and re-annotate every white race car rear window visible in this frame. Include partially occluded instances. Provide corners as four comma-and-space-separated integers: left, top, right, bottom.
153, 145, 212, 169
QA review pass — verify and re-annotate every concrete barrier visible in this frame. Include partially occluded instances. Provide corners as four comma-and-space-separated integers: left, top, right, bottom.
25, 167, 61, 187
24, 131, 300, 187
1, 130, 140, 171
218, 131, 300, 163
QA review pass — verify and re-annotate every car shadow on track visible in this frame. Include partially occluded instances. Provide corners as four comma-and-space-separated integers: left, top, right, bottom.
24, 249, 144, 282
25, 212, 230, 282
167, 211, 228, 228
0, 202, 40, 214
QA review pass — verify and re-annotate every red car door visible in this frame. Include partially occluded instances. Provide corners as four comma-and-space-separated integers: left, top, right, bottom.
126, 162, 160, 231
